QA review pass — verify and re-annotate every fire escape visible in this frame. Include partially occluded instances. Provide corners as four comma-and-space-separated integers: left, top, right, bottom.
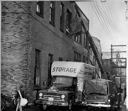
111, 45, 127, 107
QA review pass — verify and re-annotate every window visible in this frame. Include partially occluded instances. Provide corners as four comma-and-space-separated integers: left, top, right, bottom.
83, 55, 85, 62
36, 1, 44, 18
90, 48, 92, 56
74, 51, 81, 62
48, 54, 53, 86
74, 33, 82, 44
66, 9, 72, 35
84, 34, 87, 48
59, 57, 63, 61
60, 3, 64, 32
34, 49, 41, 88
86, 32, 89, 50
93, 56, 96, 65
49, 1, 55, 26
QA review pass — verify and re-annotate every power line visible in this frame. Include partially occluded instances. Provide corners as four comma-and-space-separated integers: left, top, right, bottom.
90, 2, 105, 32
97, 1, 113, 32
99, 0, 116, 33
91, 0, 110, 34
92, 1, 110, 33
93, 0, 111, 33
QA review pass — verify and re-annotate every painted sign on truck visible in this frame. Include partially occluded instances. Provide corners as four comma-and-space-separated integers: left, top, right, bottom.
51, 61, 95, 77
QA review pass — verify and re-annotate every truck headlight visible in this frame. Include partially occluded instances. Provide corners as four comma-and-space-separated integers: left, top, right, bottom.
61, 95, 65, 99
39, 93, 43, 97
108, 99, 110, 103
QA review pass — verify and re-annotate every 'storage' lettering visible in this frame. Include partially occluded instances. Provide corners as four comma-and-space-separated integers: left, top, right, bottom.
52, 67, 76, 73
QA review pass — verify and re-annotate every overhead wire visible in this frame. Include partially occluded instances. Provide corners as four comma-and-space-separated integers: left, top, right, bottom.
97, 0, 114, 33
95, 0, 112, 31
89, 2, 102, 27
90, 0, 110, 34
93, 0, 111, 33
92, 1, 110, 33
102, 1, 114, 22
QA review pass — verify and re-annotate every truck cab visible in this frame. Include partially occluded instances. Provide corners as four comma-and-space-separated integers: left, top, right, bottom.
85, 79, 118, 110
37, 76, 76, 110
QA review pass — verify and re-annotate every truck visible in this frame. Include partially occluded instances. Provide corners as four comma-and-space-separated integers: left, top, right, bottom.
85, 78, 119, 111
35, 61, 95, 110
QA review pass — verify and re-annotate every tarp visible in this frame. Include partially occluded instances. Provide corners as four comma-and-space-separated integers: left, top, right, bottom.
51, 61, 95, 77
85, 79, 108, 95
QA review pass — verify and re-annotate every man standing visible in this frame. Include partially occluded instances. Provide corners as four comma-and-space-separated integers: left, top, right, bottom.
15, 85, 27, 111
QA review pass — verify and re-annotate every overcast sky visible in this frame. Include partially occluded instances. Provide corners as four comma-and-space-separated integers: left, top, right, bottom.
77, 0, 128, 52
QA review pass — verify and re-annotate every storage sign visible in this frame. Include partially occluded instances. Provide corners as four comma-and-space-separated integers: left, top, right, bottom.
51, 61, 95, 77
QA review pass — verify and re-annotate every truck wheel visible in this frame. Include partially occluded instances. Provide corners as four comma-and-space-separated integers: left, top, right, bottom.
68, 101, 72, 110
42, 104, 47, 110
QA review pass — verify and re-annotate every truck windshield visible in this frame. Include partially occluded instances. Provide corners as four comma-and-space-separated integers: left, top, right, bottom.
52, 76, 73, 88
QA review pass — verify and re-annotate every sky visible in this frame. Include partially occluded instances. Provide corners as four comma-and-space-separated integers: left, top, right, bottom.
77, 0, 128, 52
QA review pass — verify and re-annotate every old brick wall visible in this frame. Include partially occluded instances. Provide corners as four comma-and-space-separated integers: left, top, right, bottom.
1, 1, 34, 101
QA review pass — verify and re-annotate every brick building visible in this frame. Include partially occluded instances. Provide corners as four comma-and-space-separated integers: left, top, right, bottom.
1, 1, 103, 102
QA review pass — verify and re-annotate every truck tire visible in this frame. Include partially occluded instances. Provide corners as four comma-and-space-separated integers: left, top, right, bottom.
68, 101, 72, 110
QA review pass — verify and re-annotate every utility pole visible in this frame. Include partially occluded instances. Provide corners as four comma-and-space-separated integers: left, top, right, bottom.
111, 44, 127, 108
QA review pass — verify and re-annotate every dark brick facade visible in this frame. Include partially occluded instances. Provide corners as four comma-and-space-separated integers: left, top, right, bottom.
1, 1, 34, 101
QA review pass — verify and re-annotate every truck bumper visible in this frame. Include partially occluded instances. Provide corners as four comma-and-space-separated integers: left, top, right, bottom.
35, 99, 68, 106
86, 103, 111, 108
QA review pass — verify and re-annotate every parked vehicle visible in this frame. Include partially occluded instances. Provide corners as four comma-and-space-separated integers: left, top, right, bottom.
35, 61, 95, 110
85, 79, 119, 111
